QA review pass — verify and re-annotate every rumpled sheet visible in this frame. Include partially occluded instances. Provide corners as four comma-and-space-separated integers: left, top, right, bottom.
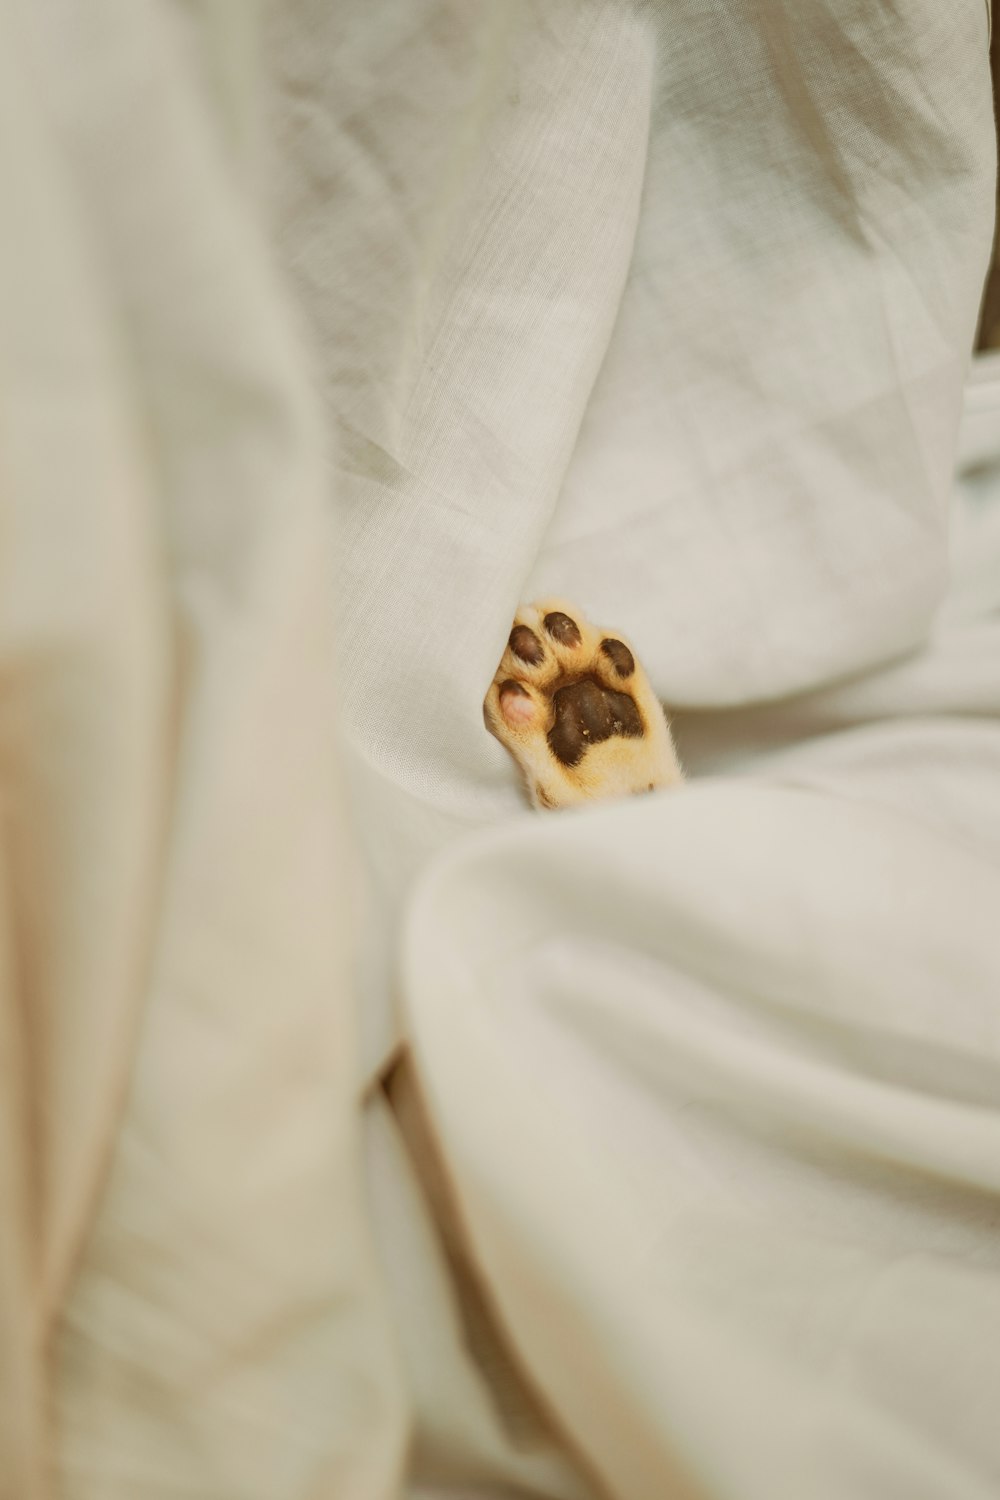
1, 4, 404, 1498
3, 1, 999, 1497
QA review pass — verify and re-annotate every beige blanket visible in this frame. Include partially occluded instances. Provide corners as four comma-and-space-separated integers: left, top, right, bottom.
3, 3, 998, 1497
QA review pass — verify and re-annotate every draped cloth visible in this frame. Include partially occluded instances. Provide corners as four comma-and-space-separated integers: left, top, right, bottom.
2, 2, 998, 1497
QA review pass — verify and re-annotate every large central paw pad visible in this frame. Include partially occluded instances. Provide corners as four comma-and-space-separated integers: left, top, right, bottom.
484, 598, 683, 810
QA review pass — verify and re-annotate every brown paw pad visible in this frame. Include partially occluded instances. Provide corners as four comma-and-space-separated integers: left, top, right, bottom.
543, 611, 582, 648
509, 625, 544, 665
547, 677, 642, 768
600, 638, 635, 678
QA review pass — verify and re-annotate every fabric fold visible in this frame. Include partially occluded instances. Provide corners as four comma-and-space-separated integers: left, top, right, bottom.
404, 783, 1000, 1500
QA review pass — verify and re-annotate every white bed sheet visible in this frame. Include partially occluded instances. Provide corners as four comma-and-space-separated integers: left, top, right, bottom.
3, 2, 998, 1498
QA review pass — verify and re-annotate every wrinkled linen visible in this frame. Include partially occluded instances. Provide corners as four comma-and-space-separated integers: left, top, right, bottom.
2, 1, 999, 1498
268, 0, 997, 1075
1, 4, 404, 1498
272, 1, 1000, 1496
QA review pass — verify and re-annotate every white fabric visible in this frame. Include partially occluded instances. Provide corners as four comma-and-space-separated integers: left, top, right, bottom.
1, 3, 406, 1497
396, 361, 1000, 1496
398, 365, 1000, 1494
405, 766, 1000, 1499
269, 0, 996, 1077
276, 2, 1000, 1495
2, 1, 999, 1498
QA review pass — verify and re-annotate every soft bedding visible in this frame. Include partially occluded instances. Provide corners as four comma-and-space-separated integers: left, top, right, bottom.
2, 2, 999, 1498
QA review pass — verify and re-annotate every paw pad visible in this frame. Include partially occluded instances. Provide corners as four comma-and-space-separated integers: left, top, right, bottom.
509, 625, 544, 665
499, 679, 535, 726
543, 611, 582, 647
548, 679, 642, 767
600, 638, 635, 678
